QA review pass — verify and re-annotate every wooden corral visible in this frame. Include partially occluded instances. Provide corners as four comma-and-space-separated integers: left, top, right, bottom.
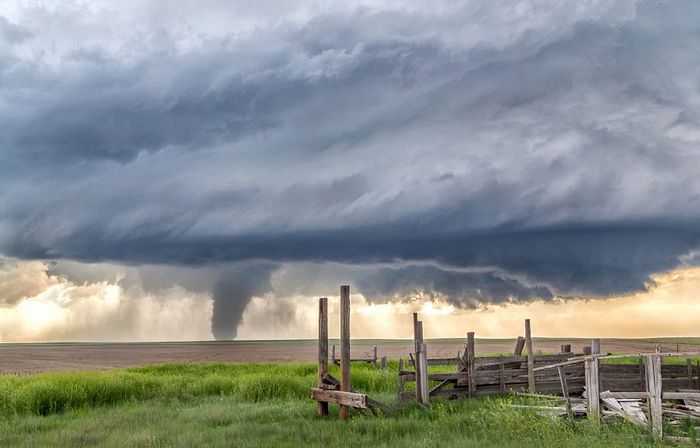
398, 318, 593, 402
535, 350, 700, 442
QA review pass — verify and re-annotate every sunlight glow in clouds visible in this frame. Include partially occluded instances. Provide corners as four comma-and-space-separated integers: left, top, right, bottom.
1, 259, 700, 342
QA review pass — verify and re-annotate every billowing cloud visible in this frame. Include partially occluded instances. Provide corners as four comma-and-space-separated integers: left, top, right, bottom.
1, 1, 700, 339
0, 259, 213, 341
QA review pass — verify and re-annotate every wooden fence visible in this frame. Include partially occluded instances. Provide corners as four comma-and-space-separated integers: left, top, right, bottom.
539, 351, 700, 441
398, 317, 593, 402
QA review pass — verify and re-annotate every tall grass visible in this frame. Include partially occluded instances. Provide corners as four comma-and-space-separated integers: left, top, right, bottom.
0, 362, 397, 417
0, 362, 674, 447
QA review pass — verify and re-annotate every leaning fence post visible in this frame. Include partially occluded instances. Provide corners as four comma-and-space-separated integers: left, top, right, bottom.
558, 366, 572, 417
317, 297, 329, 417
525, 319, 536, 392
584, 356, 600, 421
339, 285, 351, 420
514, 336, 526, 356
645, 353, 662, 440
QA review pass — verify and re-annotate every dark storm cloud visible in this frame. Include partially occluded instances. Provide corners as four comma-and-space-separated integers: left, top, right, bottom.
2, 0, 700, 328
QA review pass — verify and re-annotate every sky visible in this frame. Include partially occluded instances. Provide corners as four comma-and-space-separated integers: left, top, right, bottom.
0, 1, 699, 341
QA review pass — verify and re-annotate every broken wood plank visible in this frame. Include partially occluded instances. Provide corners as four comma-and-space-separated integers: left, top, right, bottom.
311, 388, 368, 409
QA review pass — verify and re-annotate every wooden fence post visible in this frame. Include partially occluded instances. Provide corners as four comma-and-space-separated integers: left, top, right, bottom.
499, 355, 505, 392
339, 285, 351, 420
418, 342, 429, 405
397, 358, 404, 401
380, 356, 387, 370
591, 339, 601, 355
584, 357, 600, 421
332, 345, 336, 364
317, 297, 329, 417
467, 332, 476, 397
373, 346, 378, 369
645, 354, 662, 440
413, 314, 423, 403
688, 359, 693, 389
525, 319, 536, 392
514, 336, 526, 356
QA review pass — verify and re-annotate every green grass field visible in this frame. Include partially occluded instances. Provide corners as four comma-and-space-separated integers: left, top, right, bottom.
0, 362, 686, 447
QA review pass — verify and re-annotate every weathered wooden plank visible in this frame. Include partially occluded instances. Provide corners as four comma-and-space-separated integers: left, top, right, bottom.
317, 297, 329, 417
339, 285, 351, 420
477, 353, 571, 365
499, 355, 505, 392
591, 339, 601, 355
584, 357, 600, 420
557, 366, 571, 415
646, 354, 662, 440
419, 342, 429, 405
525, 319, 535, 392
599, 391, 650, 399
533, 358, 586, 372
397, 358, 404, 401
662, 392, 700, 400
467, 332, 475, 398
311, 388, 368, 409
414, 318, 423, 404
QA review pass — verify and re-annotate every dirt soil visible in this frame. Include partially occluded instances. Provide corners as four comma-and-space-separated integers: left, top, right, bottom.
1, 338, 698, 374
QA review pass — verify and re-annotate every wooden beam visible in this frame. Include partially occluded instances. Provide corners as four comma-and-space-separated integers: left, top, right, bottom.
514, 336, 526, 357
557, 366, 571, 416
645, 354, 662, 440
339, 285, 351, 420
467, 332, 475, 397
499, 355, 505, 392
397, 358, 405, 401
591, 339, 601, 355
525, 319, 536, 392
533, 357, 586, 372
419, 342, 429, 405
311, 388, 368, 409
584, 357, 600, 421
600, 391, 650, 399
414, 317, 423, 403
662, 391, 700, 400
689, 359, 693, 390
317, 297, 329, 417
